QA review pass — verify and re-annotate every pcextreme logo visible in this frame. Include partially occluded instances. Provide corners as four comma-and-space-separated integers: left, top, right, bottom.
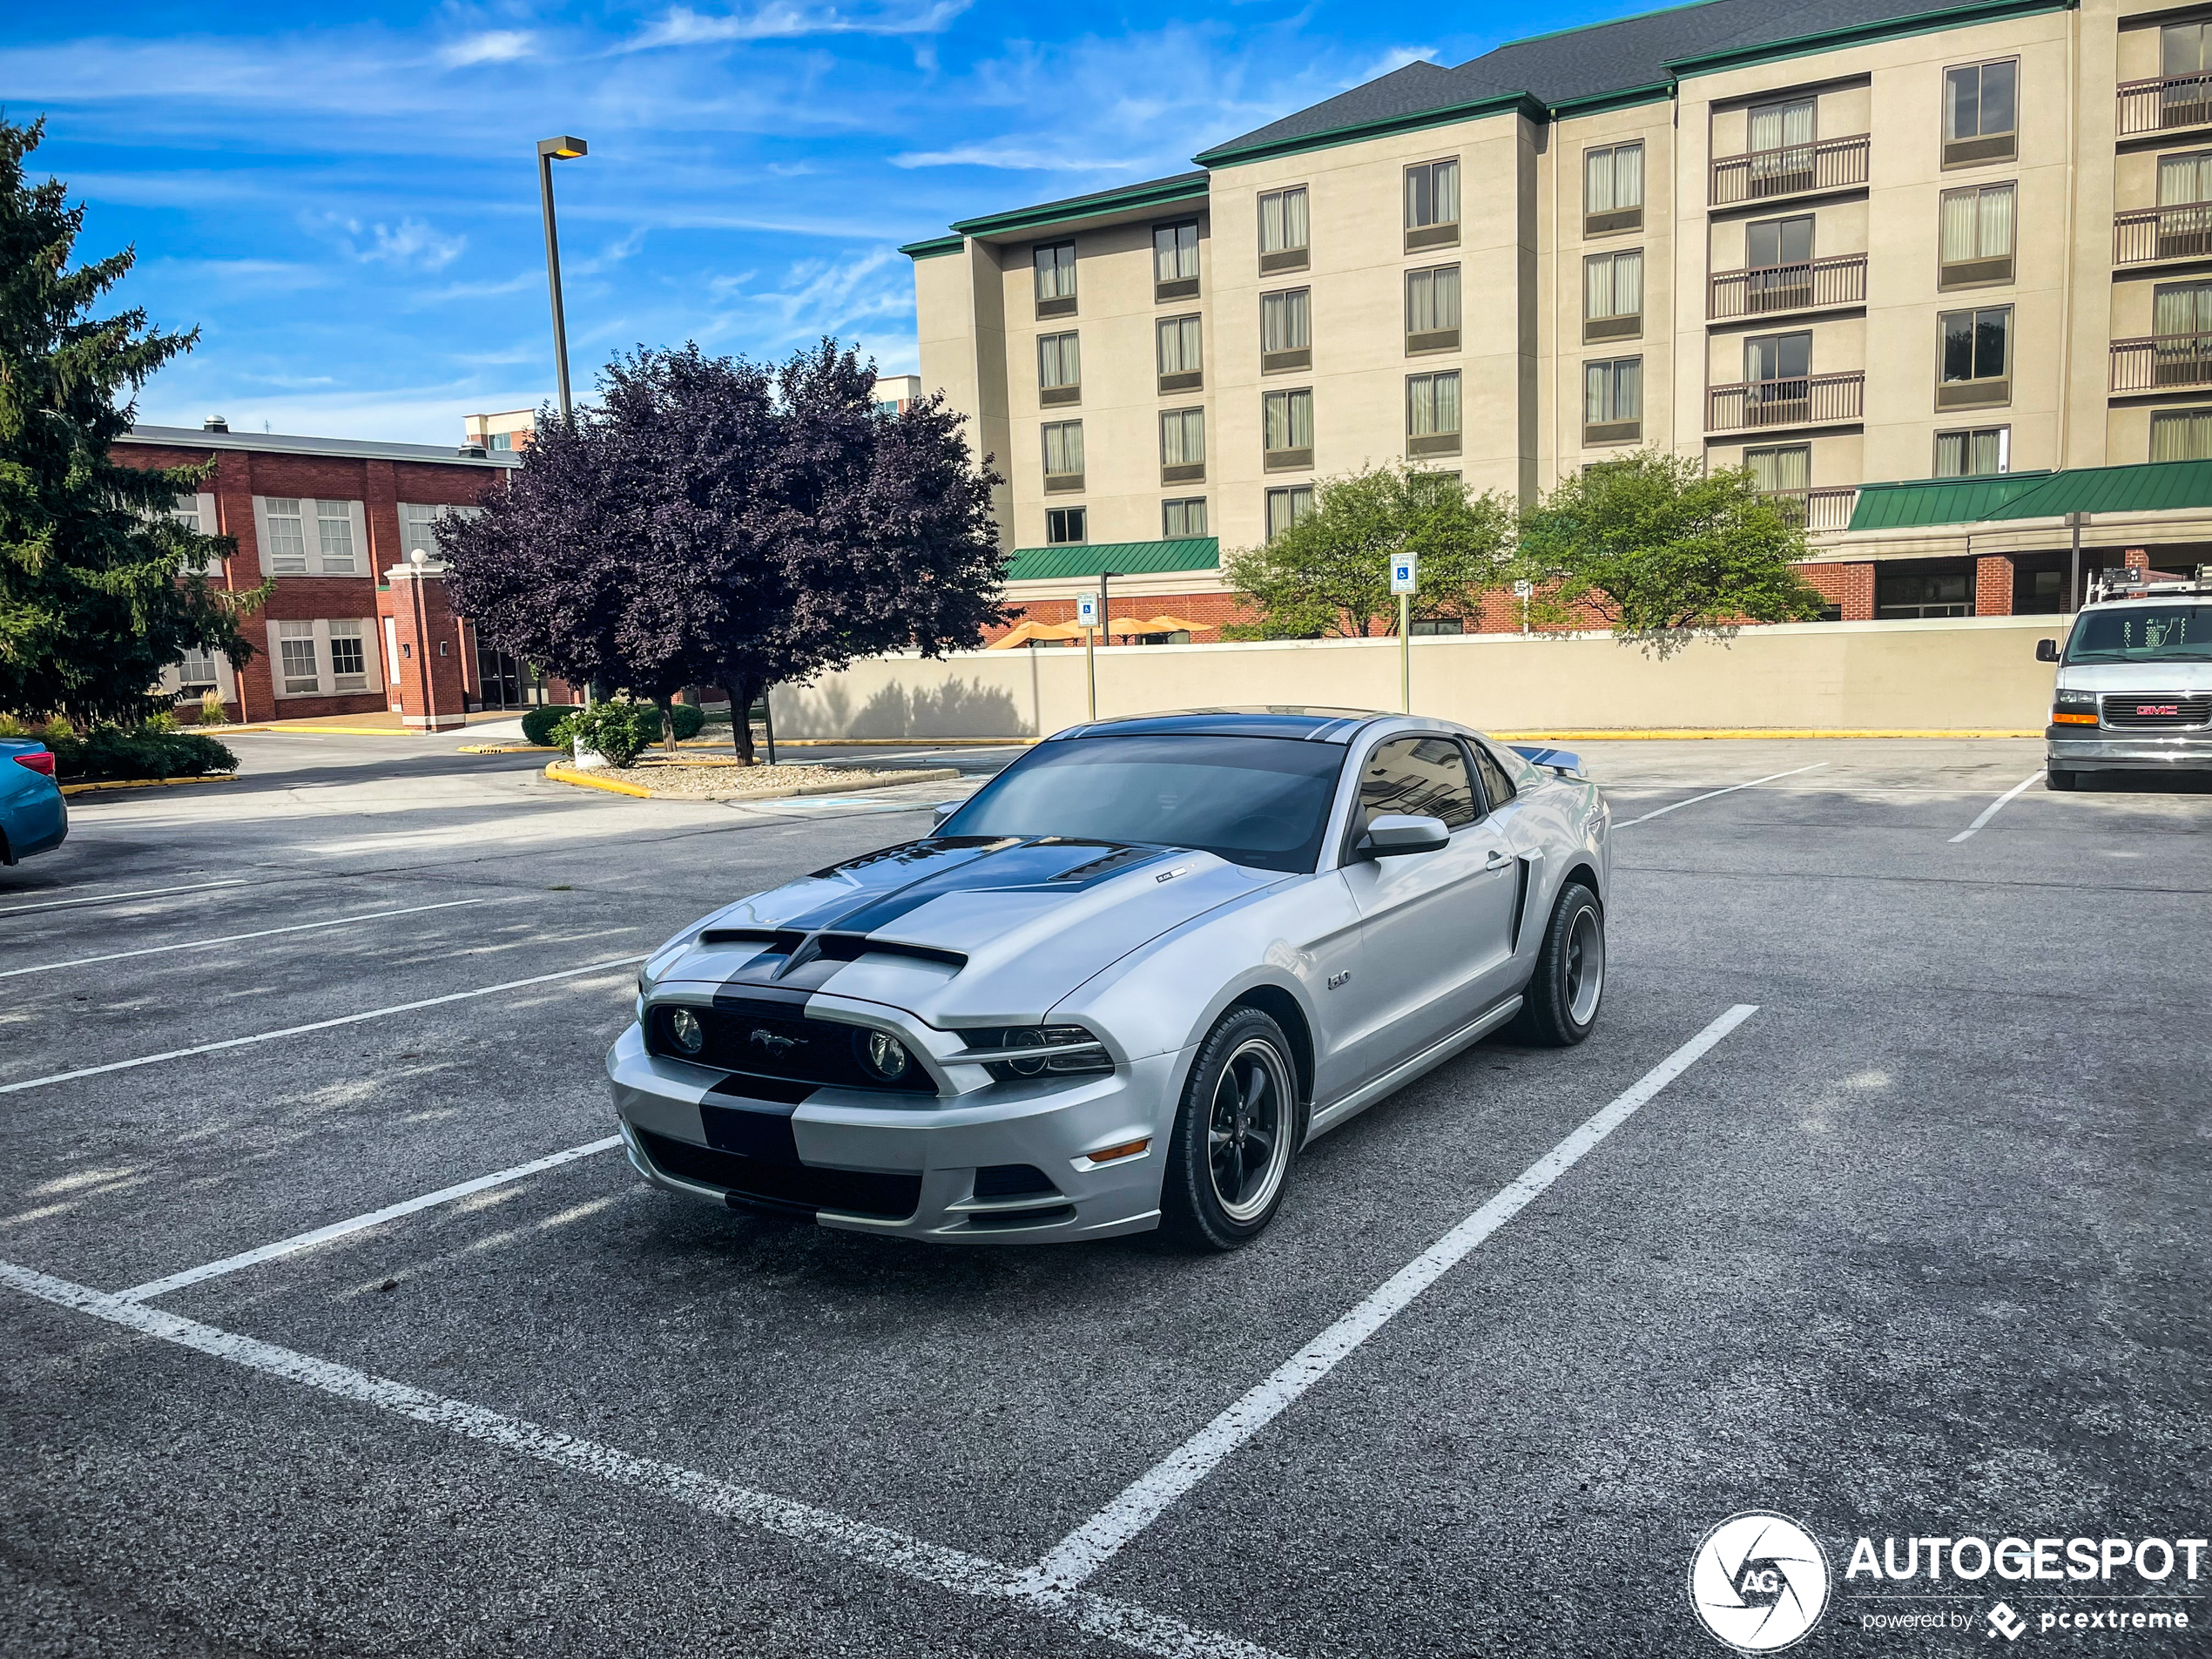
1689, 1512, 1832, 1653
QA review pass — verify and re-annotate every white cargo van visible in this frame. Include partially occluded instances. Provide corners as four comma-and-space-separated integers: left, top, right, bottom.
2037, 570, 2212, 790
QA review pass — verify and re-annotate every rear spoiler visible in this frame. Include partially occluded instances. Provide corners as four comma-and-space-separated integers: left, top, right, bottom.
1508, 744, 1584, 778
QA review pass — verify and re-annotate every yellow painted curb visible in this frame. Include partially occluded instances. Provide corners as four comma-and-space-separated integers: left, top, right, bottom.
543, 763, 653, 797
459, 744, 556, 754
1487, 728, 2043, 741
59, 774, 239, 797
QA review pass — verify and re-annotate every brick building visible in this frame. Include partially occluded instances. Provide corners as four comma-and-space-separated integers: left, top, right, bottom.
118, 421, 523, 729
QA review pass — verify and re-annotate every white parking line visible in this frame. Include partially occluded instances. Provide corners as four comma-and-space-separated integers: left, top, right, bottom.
0, 1258, 1286, 1659
117, 1136, 624, 1303
1948, 772, 2044, 843
0, 898, 492, 980
1022, 1004, 1759, 1595
0, 956, 645, 1096
0, 878, 249, 918
1611, 765, 1828, 829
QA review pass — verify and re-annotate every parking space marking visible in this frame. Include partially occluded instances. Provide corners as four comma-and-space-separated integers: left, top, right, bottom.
1610, 765, 1827, 830
0, 898, 493, 980
1022, 1004, 1760, 1595
0, 878, 249, 918
1949, 772, 2044, 843
116, 1136, 624, 1303
0, 1258, 1288, 1659
0, 956, 646, 1096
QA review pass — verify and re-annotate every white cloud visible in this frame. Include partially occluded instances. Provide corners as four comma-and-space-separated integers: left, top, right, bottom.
440, 30, 536, 67
889, 144, 1141, 172
364, 218, 468, 270
1348, 44, 1437, 86
625, 0, 973, 51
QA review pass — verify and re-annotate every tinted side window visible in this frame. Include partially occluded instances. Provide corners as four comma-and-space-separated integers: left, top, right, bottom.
1469, 741, 1518, 809
1358, 737, 1477, 831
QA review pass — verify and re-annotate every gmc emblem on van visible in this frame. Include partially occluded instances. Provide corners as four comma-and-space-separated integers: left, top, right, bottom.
2138, 704, 2180, 716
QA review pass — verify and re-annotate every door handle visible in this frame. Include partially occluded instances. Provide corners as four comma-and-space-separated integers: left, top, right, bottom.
1484, 849, 1512, 869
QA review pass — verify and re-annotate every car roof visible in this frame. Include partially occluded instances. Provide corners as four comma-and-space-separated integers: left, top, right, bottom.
1048, 707, 1391, 744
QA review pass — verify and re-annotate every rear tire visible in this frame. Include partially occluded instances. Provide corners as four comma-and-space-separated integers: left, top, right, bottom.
1509, 882, 1605, 1048
2046, 767, 2078, 792
1160, 1008, 1299, 1251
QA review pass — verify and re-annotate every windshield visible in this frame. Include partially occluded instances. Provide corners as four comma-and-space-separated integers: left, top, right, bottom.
937, 734, 1345, 873
2066, 604, 2212, 663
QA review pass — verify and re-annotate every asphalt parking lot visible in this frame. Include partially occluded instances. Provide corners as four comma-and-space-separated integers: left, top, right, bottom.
2, 730, 2206, 1657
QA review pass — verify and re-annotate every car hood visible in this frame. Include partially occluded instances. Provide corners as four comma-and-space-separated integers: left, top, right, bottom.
2056, 662, 2212, 693
646, 835, 1286, 1026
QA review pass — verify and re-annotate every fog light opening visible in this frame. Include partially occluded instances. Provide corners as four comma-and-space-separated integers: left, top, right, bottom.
669, 1008, 705, 1055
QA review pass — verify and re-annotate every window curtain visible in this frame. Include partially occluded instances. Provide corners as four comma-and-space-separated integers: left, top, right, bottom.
2152, 409, 2212, 461
1612, 253, 1642, 315
1043, 422, 1082, 475
1748, 446, 1809, 492
1612, 144, 1643, 210
1611, 358, 1642, 419
1035, 244, 1074, 300
1432, 160, 1459, 225
1265, 392, 1312, 451
1157, 317, 1200, 373
1585, 256, 1612, 320
2158, 152, 2212, 206
1585, 362, 1608, 423
1040, 334, 1078, 388
1406, 372, 1460, 435
1408, 267, 1459, 332
1162, 410, 1204, 466
1977, 185, 2014, 257
1585, 147, 1615, 214
1973, 428, 2006, 474
1262, 189, 1308, 252
1749, 99, 1814, 153
1263, 291, 1309, 351
1266, 487, 1314, 539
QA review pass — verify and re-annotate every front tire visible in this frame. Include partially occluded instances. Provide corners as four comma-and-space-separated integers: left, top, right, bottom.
1510, 881, 1604, 1048
1160, 1008, 1299, 1251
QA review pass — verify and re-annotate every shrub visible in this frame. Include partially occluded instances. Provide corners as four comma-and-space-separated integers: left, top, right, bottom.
199, 689, 229, 725
47, 725, 238, 781
552, 700, 659, 768
521, 705, 579, 747
670, 703, 705, 741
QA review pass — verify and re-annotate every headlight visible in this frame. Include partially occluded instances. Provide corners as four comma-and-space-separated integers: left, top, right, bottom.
962, 1025, 1114, 1082
2053, 688, 2099, 725
858, 1029, 914, 1082
668, 1008, 705, 1055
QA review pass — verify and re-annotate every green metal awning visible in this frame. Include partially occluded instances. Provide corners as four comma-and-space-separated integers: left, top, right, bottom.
1847, 460, 2212, 532
1003, 537, 1219, 582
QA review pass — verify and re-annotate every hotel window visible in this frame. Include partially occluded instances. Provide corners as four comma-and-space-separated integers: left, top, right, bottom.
1039, 331, 1081, 405
1746, 444, 1811, 496
1035, 241, 1076, 317
1157, 314, 1204, 393
1406, 371, 1461, 458
1877, 570, 1973, 619
2151, 408, 2212, 461
1042, 420, 1084, 491
1161, 408, 1206, 484
1745, 214, 1814, 305
1584, 141, 1644, 235
1162, 497, 1208, 537
1261, 288, 1312, 373
1404, 158, 1460, 252
1154, 220, 1200, 300
263, 497, 307, 574
1583, 250, 1642, 342
277, 619, 320, 694
1934, 426, 2009, 476
1939, 183, 2015, 287
1046, 506, 1086, 544
1405, 264, 1460, 354
1747, 96, 1817, 194
1264, 484, 1314, 541
1259, 185, 1310, 273
1263, 388, 1313, 470
315, 500, 358, 574
327, 619, 368, 691
1583, 357, 1642, 444
1937, 305, 2011, 408
1943, 58, 2017, 166
2161, 22, 2212, 125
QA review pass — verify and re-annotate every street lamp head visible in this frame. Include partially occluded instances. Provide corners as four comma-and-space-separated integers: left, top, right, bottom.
537, 136, 588, 159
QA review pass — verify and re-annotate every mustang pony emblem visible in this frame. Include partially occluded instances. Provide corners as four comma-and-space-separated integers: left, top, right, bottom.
749, 1028, 806, 1055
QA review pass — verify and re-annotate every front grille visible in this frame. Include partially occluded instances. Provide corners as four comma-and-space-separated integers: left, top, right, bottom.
636, 1128, 921, 1220
2101, 693, 2212, 728
648, 1001, 934, 1094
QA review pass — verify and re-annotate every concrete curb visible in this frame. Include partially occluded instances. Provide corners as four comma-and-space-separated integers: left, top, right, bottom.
540, 762, 961, 803
543, 763, 653, 798
59, 774, 239, 798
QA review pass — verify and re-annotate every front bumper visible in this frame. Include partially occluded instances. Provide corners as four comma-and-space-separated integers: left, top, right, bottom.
607, 1022, 1184, 1243
2046, 728, 2212, 772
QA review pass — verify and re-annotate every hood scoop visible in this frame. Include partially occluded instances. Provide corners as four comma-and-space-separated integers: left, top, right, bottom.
700, 927, 968, 988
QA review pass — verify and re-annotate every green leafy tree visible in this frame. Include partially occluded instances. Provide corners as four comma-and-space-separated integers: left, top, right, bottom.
1514, 450, 1826, 642
1223, 463, 1513, 638
0, 117, 259, 721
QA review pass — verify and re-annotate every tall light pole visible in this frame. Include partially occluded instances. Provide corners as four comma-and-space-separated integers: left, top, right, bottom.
536, 136, 587, 420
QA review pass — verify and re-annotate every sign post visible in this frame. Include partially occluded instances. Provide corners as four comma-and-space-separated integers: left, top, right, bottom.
1077, 590, 1101, 720
1390, 553, 1418, 712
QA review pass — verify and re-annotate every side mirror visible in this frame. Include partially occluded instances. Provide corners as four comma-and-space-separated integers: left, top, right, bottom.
1352, 813, 1451, 860
2035, 638, 2060, 663
930, 802, 961, 830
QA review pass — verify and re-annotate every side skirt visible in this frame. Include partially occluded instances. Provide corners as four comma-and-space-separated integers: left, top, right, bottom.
1303, 994, 1524, 1143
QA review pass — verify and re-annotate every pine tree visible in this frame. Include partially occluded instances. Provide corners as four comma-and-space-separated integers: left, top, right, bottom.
0, 115, 258, 722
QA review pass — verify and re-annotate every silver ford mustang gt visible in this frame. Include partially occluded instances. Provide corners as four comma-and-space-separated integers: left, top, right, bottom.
608, 708, 1610, 1250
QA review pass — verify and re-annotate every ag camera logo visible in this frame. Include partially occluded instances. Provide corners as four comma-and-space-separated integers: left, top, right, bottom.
1689, 1512, 1832, 1652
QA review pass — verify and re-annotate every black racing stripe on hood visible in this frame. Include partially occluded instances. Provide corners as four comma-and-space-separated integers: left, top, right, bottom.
826, 838, 1175, 936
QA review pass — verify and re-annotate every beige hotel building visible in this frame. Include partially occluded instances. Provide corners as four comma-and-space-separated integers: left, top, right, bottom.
901, 0, 2212, 637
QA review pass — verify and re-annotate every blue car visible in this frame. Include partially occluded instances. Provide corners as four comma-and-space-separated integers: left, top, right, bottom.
0, 738, 68, 866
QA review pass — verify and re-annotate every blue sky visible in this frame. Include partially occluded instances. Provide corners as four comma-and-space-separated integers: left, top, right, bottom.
10, 0, 1639, 443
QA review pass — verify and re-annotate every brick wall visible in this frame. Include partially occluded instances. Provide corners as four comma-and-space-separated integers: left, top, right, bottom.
1974, 554, 2014, 617
986, 590, 1261, 643
1795, 562, 1875, 621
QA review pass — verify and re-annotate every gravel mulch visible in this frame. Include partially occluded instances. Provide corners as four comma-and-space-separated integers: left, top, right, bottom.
582, 759, 955, 799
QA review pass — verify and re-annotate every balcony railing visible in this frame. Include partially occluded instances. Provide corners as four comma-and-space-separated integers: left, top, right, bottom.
1764, 486, 1860, 533
2111, 330, 2212, 392
2117, 71, 2212, 137
1708, 371, 1865, 433
1710, 135, 1870, 207
2114, 203, 2212, 265
1710, 253, 1867, 320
